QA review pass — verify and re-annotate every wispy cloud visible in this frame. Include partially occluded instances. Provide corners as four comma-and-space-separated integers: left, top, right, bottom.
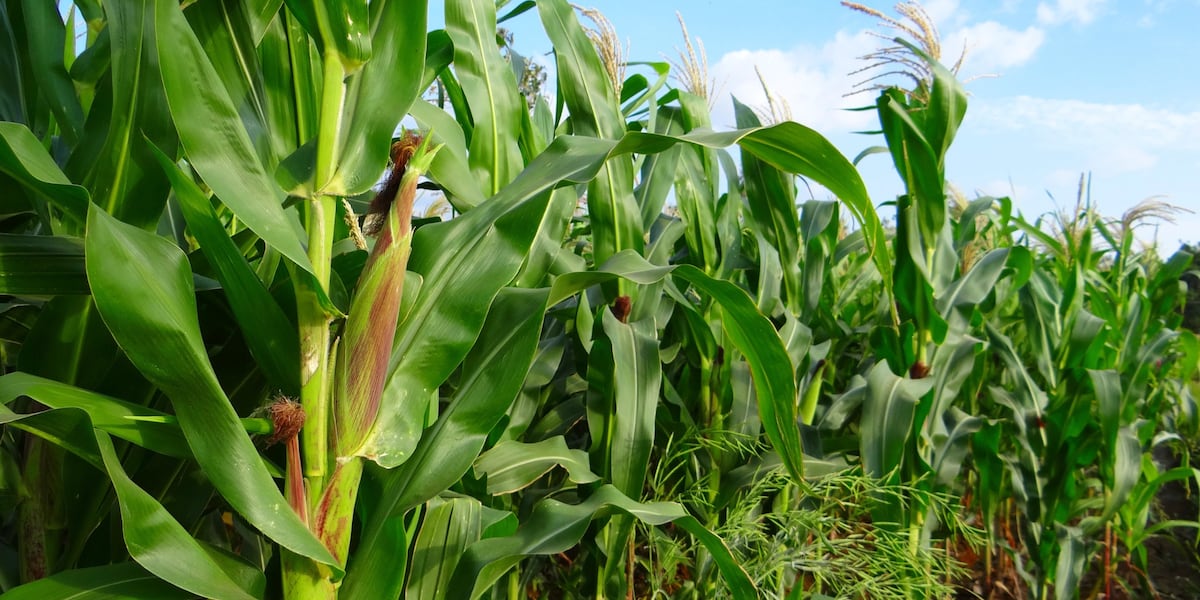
973, 96, 1200, 156
709, 30, 879, 132
921, 0, 964, 25
943, 21, 1045, 73
1035, 0, 1109, 25
966, 96, 1200, 213
708, 5, 1048, 135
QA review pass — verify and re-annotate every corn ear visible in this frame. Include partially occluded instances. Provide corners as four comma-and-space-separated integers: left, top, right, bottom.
334, 134, 442, 459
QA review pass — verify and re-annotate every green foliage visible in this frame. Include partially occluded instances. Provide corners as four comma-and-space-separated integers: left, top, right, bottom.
0, 2, 1194, 600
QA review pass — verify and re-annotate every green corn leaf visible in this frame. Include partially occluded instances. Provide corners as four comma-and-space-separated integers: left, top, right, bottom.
68, 0, 177, 232
512, 186, 578, 287
283, 0, 371, 72
753, 232, 785, 316
14, 294, 152, 432
0, 404, 105, 472
0, 406, 257, 599
20, 0, 83, 144
733, 122, 894, 320
154, 0, 313, 275
603, 310, 661, 497
799, 360, 827, 426
800, 200, 839, 315
1019, 270, 1063, 387
540, 0, 641, 265
474, 437, 599, 495
95, 430, 262, 600
150, 143, 301, 394
446, 486, 755, 600
422, 30, 454, 88
635, 106, 683, 229
0, 234, 89, 296
0, 372, 188, 458
1125, 328, 1176, 408
538, 0, 622, 138
246, 0, 284, 43
892, 200, 938, 343
937, 248, 1012, 315
878, 89, 944, 244
930, 408, 986, 488
922, 48, 968, 161
1096, 428, 1142, 527
183, 0, 279, 170
334, 0, 428, 195
343, 288, 550, 600
860, 361, 933, 479
84, 205, 337, 571
1088, 369, 1121, 453
0, 7, 26, 124
1054, 525, 1086, 600
0, 122, 89, 227
408, 497, 484, 600
0, 562, 195, 600
258, 10, 320, 170
549, 251, 676, 304
953, 196, 994, 249
924, 331, 984, 442
498, 0, 536, 23
675, 139, 720, 273
435, 64, 474, 140
410, 99, 488, 210
674, 265, 805, 483
447, 0, 525, 196
735, 98, 801, 308
67, 25, 109, 90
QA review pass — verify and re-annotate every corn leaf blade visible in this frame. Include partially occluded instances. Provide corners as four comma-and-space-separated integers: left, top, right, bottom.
84, 205, 336, 570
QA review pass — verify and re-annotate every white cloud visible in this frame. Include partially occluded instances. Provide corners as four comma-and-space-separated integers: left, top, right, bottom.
709, 30, 880, 133
971, 96, 1200, 175
1035, 0, 1108, 25
922, 0, 964, 26
943, 21, 1045, 72
977, 96, 1200, 145
708, 16, 1047, 136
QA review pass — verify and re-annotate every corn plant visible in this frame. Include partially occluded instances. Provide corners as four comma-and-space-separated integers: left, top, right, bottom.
0, 0, 891, 598
3, 2, 1197, 599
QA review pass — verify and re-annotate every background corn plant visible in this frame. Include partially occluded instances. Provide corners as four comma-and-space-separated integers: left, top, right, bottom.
0, 1, 1196, 599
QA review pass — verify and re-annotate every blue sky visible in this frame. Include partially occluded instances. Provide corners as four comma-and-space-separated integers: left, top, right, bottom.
454, 0, 1200, 249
